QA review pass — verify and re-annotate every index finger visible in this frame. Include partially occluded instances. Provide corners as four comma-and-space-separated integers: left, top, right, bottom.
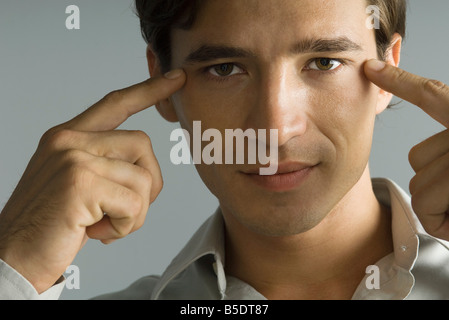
63, 69, 186, 132
364, 60, 449, 128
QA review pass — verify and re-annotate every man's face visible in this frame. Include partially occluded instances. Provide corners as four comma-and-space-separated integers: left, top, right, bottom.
167, 0, 387, 236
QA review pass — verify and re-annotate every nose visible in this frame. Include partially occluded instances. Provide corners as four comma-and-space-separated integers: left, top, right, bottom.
246, 64, 307, 147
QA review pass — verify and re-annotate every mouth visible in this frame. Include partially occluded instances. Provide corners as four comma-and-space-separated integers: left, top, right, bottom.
241, 162, 319, 192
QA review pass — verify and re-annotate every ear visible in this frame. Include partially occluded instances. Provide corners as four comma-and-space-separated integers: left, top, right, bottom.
375, 33, 402, 115
146, 45, 179, 122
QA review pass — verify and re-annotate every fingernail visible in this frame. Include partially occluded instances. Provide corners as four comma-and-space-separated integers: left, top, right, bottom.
164, 69, 183, 79
102, 239, 116, 245
366, 59, 386, 72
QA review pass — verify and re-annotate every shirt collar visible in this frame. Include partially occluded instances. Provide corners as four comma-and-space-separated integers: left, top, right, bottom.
352, 178, 421, 299
372, 178, 422, 268
150, 208, 227, 299
152, 178, 424, 300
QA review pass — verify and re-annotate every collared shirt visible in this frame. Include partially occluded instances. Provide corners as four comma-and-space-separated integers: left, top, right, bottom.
1, 178, 449, 299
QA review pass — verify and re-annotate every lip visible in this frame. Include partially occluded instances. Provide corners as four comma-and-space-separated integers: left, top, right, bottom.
241, 162, 318, 192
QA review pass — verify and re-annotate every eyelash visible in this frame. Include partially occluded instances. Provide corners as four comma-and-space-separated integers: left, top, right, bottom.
304, 58, 347, 75
203, 63, 246, 83
203, 58, 347, 82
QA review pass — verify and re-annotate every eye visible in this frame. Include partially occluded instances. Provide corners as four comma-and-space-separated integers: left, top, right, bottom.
208, 63, 244, 77
307, 58, 342, 71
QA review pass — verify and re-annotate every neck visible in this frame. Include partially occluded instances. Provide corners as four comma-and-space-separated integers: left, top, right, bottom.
222, 167, 393, 300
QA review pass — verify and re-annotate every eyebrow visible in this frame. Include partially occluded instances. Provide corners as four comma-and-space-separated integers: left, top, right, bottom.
183, 37, 363, 65
184, 45, 256, 64
291, 37, 363, 54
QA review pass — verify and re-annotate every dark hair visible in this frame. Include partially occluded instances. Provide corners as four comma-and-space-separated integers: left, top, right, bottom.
135, 0, 407, 72
135, 0, 201, 73
367, 0, 407, 60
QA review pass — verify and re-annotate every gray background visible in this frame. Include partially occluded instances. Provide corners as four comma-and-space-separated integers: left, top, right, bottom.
0, 0, 447, 299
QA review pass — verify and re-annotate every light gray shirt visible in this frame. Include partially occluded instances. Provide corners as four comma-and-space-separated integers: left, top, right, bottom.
1, 178, 449, 300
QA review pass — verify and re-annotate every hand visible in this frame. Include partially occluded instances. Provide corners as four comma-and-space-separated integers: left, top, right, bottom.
0, 70, 186, 293
365, 60, 449, 241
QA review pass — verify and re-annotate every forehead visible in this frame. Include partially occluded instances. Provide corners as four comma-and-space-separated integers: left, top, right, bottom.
172, 0, 374, 59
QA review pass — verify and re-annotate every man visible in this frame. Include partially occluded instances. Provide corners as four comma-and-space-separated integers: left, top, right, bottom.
1, 0, 449, 300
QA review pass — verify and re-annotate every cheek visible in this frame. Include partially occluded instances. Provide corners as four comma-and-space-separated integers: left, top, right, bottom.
171, 81, 212, 132
170, 81, 238, 201
171, 75, 250, 133
309, 67, 378, 161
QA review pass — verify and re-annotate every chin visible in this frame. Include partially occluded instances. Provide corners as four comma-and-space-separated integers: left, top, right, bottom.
224, 197, 334, 237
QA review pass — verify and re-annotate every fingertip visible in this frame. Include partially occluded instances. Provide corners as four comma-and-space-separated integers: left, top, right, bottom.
164, 69, 185, 80
365, 59, 387, 73
101, 239, 117, 245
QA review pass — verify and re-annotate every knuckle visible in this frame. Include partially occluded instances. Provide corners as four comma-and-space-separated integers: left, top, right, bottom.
137, 167, 155, 198
132, 221, 145, 233
423, 79, 448, 95
154, 175, 163, 194
392, 67, 412, 85
61, 149, 89, 166
140, 167, 154, 185
113, 221, 132, 238
149, 188, 162, 205
152, 175, 163, 197
411, 190, 427, 215
41, 129, 77, 153
39, 126, 62, 147
59, 150, 93, 191
408, 145, 421, 170
133, 130, 152, 147
111, 194, 141, 239
127, 190, 145, 218
103, 89, 126, 106
134, 212, 147, 230
40, 127, 59, 145
408, 144, 419, 160
130, 215, 146, 235
409, 175, 417, 195
111, 224, 128, 239
109, 191, 143, 239
136, 166, 162, 204
66, 163, 94, 192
